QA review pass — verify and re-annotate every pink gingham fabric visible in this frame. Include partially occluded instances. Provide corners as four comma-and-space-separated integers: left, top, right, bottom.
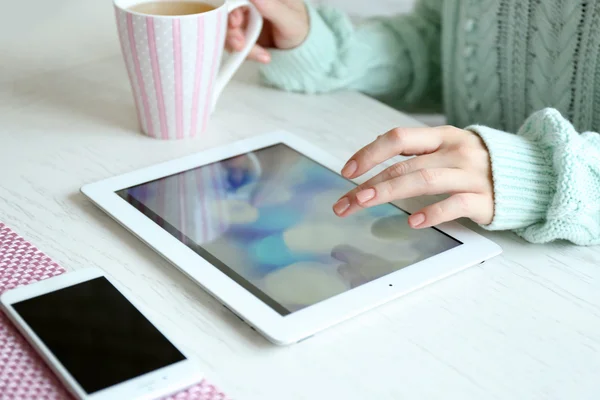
0, 222, 229, 400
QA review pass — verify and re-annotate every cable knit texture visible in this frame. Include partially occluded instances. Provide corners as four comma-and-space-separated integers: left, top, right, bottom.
259, 0, 600, 245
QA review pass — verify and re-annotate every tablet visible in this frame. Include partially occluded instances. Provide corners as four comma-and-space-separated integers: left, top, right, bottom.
81, 131, 501, 345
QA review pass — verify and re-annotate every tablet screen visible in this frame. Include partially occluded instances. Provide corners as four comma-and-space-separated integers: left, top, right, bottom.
117, 144, 461, 315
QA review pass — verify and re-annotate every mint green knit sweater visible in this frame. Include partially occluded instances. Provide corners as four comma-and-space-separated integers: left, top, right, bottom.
259, 0, 600, 246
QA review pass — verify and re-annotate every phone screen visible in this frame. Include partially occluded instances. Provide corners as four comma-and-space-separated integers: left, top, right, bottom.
11, 277, 186, 394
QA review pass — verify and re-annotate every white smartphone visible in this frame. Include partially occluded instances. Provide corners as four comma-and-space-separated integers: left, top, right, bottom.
0, 267, 203, 400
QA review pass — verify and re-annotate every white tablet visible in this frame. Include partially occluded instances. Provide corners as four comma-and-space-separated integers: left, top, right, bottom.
81, 131, 501, 345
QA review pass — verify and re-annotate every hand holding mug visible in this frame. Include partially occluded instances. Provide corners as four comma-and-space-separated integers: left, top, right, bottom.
225, 0, 310, 63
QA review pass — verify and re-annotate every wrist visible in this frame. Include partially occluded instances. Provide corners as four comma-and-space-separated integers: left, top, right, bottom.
259, 2, 338, 92
278, 3, 310, 50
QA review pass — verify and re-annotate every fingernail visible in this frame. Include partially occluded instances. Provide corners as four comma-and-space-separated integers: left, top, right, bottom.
342, 160, 357, 178
356, 188, 375, 204
333, 197, 350, 215
258, 51, 270, 63
410, 213, 425, 227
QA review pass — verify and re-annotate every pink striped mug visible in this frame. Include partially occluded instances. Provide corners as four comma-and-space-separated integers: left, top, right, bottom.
114, 0, 263, 139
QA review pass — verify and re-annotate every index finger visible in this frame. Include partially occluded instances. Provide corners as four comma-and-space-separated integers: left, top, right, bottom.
228, 8, 244, 28
341, 127, 444, 179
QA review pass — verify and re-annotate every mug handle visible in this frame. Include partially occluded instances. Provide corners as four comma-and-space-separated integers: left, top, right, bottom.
211, 0, 263, 112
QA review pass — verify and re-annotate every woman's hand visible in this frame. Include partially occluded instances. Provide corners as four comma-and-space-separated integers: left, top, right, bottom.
333, 126, 495, 228
226, 0, 309, 64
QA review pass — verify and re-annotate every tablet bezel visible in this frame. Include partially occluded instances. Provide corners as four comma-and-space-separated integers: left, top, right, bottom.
81, 131, 502, 345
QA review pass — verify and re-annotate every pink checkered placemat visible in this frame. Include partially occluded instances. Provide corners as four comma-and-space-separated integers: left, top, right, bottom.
0, 222, 229, 400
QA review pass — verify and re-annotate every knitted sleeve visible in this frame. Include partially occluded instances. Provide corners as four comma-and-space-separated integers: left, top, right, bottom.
259, 0, 443, 111
467, 108, 600, 245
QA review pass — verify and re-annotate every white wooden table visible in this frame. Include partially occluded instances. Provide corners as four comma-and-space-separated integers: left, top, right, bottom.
2, 1, 600, 399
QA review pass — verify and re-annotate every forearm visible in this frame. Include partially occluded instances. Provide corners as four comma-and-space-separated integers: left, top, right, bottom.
259, 0, 443, 111
467, 108, 600, 245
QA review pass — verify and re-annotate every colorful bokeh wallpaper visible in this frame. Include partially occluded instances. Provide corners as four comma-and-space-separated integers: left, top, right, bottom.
120, 145, 460, 313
